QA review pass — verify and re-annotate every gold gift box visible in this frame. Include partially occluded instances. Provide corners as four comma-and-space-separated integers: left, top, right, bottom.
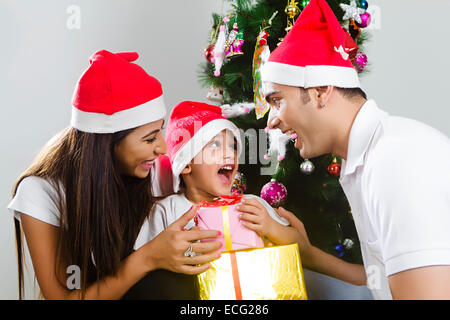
197, 243, 307, 300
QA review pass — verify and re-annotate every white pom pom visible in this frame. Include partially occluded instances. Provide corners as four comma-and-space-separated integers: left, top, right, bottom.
268, 128, 290, 161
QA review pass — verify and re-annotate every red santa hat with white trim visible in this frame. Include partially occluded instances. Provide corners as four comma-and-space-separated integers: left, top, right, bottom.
71, 49, 166, 133
165, 101, 242, 193
261, 0, 360, 88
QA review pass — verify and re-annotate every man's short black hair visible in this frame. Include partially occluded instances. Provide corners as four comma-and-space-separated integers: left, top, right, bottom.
298, 86, 367, 102
335, 87, 367, 100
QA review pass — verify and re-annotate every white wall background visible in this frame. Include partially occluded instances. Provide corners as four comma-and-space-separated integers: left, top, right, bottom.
0, 0, 449, 300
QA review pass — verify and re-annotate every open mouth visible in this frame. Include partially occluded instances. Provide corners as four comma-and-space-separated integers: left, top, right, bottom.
217, 164, 235, 185
283, 129, 297, 138
283, 129, 301, 148
140, 159, 156, 170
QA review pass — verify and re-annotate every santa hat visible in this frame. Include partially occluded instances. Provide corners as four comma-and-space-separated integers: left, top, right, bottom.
261, 0, 360, 88
71, 50, 166, 133
165, 101, 242, 192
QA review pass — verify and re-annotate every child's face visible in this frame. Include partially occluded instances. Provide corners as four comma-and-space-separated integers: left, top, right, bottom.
183, 130, 238, 200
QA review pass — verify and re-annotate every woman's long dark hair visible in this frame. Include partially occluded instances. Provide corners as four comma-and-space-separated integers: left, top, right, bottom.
12, 126, 155, 299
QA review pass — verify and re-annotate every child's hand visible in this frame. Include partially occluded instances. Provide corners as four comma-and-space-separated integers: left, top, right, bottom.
237, 198, 305, 246
236, 197, 278, 239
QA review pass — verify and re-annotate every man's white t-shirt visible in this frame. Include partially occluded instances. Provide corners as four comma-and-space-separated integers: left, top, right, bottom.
134, 193, 289, 250
340, 100, 450, 300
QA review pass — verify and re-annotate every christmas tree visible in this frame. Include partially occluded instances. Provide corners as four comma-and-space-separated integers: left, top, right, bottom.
198, 0, 372, 264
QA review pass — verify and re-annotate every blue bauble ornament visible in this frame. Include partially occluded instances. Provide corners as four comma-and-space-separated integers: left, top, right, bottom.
360, 0, 369, 10
334, 243, 345, 257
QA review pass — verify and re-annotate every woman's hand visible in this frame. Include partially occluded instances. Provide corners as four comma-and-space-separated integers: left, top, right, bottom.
139, 205, 223, 275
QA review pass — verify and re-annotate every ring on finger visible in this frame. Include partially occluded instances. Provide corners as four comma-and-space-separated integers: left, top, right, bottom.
184, 242, 197, 258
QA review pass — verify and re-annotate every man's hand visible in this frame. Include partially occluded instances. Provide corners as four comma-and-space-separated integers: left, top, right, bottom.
275, 207, 313, 256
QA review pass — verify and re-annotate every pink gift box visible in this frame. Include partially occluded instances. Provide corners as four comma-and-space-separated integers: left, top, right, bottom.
195, 196, 264, 252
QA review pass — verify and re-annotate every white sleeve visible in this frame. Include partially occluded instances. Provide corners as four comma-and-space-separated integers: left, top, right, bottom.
134, 202, 168, 251
245, 195, 289, 226
7, 176, 61, 227
367, 142, 450, 276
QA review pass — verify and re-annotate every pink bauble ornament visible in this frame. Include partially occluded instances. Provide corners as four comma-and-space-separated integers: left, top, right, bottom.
356, 12, 371, 28
355, 51, 368, 72
260, 179, 288, 207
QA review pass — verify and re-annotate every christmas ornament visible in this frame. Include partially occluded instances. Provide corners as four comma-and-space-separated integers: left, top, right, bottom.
260, 179, 288, 207
343, 238, 354, 250
300, 159, 315, 175
284, 0, 301, 35
213, 23, 228, 77
334, 243, 345, 257
355, 51, 368, 72
231, 172, 247, 195
221, 102, 255, 118
344, 31, 359, 61
327, 157, 341, 177
206, 85, 224, 103
285, 0, 301, 19
356, 11, 371, 28
348, 19, 361, 40
340, 0, 365, 24
225, 23, 244, 58
253, 30, 271, 119
300, 0, 310, 8
204, 44, 215, 63
360, 0, 369, 10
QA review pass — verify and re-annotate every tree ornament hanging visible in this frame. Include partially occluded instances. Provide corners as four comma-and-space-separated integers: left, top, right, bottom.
285, 0, 301, 19
356, 11, 371, 28
225, 23, 244, 58
213, 24, 227, 76
253, 30, 271, 119
300, 159, 315, 175
334, 242, 345, 257
340, 0, 365, 24
300, 0, 310, 9
206, 84, 224, 103
284, 0, 301, 34
327, 157, 341, 177
204, 44, 215, 63
343, 238, 355, 250
220, 102, 255, 118
260, 179, 288, 207
360, 0, 369, 10
231, 172, 247, 195
354, 51, 368, 72
348, 19, 361, 40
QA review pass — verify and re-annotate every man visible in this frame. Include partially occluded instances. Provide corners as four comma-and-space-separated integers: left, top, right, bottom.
262, 0, 450, 299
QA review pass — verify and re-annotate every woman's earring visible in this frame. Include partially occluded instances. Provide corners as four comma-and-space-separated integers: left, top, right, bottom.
320, 102, 326, 108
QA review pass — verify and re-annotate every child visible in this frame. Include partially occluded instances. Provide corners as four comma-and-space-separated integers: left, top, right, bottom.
134, 101, 299, 255
127, 101, 299, 300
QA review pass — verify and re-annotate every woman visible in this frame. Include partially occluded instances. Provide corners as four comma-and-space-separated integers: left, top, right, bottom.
7, 50, 222, 299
